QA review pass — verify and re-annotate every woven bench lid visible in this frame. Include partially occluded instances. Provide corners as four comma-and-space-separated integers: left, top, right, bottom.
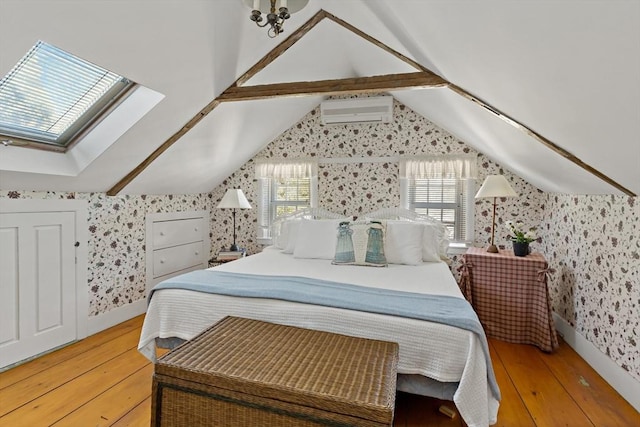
156, 316, 398, 424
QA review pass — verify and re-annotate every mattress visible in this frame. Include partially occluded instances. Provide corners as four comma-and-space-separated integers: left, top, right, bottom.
139, 247, 499, 426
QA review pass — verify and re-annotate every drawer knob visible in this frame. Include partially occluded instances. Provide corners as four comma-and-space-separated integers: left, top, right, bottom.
160, 259, 165, 264
195, 227, 198, 232
195, 251, 199, 255
160, 232, 165, 236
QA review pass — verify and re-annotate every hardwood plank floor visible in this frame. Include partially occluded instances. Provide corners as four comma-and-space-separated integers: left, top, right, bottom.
1, 315, 638, 426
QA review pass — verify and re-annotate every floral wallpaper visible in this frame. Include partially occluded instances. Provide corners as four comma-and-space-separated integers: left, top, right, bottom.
209, 99, 544, 260
2, 96, 636, 383
210, 96, 638, 382
541, 194, 639, 381
0, 190, 211, 316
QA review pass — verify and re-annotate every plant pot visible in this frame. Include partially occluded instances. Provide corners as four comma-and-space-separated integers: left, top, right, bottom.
513, 241, 529, 257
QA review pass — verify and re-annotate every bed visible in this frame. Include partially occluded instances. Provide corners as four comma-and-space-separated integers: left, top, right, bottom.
138, 208, 500, 427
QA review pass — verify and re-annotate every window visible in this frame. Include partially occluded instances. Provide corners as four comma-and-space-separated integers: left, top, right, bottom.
400, 156, 477, 243
407, 177, 474, 241
255, 160, 318, 241
270, 177, 312, 218
0, 41, 134, 151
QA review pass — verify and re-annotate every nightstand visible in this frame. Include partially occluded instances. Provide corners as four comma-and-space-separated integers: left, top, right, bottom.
459, 247, 558, 352
209, 249, 246, 267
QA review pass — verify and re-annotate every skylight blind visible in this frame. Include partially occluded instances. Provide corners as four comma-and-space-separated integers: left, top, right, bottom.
0, 41, 131, 147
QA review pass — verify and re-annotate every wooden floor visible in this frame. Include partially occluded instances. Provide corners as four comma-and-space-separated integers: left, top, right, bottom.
1, 315, 638, 427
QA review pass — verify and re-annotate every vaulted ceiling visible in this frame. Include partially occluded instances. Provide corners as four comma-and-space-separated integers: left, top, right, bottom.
1, 0, 638, 196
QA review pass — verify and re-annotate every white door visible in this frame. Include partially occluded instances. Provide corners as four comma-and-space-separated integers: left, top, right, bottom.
0, 211, 77, 368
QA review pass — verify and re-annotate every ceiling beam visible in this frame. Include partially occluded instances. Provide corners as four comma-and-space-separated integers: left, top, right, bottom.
218, 72, 447, 102
108, 8, 634, 197
448, 84, 635, 196
322, 11, 425, 72
324, 11, 634, 196
105, 100, 222, 196
107, 9, 329, 196
234, 10, 329, 87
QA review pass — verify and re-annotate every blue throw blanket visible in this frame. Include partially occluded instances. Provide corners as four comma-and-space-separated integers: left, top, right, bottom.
151, 269, 500, 399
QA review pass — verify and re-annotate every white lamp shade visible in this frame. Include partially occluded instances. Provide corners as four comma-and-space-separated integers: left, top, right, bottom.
217, 189, 252, 209
243, 0, 309, 14
475, 175, 518, 198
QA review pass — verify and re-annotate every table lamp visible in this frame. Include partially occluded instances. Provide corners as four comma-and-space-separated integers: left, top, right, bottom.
475, 175, 517, 253
217, 189, 252, 251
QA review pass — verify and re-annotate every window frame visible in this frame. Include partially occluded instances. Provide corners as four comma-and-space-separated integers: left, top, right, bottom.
403, 177, 474, 243
0, 40, 135, 152
255, 161, 318, 244
399, 156, 477, 249
269, 176, 314, 223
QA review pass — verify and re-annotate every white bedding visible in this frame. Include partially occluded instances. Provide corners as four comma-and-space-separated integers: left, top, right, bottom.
139, 247, 499, 426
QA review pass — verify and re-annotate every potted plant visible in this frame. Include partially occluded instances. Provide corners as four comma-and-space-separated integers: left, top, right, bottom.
505, 220, 537, 257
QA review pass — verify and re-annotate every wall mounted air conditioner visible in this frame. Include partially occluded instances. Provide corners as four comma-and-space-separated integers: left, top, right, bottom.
320, 96, 393, 125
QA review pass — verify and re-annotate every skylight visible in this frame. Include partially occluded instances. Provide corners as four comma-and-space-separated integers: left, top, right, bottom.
0, 41, 134, 151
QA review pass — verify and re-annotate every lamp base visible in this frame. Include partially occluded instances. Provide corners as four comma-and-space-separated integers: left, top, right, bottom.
486, 244, 499, 253
229, 244, 239, 251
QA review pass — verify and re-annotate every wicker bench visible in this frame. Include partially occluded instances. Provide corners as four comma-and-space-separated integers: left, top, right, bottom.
151, 316, 399, 426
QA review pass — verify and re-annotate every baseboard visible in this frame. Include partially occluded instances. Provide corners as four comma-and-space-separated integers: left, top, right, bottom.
87, 300, 147, 336
553, 313, 640, 412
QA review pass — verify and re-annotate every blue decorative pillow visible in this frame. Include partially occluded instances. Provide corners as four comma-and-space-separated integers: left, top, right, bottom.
333, 221, 387, 267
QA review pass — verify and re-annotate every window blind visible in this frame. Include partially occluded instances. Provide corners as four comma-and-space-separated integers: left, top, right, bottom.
255, 160, 318, 239
0, 41, 132, 147
400, 156, 476, 242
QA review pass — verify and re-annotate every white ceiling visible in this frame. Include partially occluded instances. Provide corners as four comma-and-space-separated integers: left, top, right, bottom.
1, 0, 638, 196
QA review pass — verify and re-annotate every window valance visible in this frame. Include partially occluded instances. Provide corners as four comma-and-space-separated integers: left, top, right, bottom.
255, 159, 318, 180
400, 155, 478, 180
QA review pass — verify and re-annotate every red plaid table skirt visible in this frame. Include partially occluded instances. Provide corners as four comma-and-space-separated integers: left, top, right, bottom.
459, 247, 559, 352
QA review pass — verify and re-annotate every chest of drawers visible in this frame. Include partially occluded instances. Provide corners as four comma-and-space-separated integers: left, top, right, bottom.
146, 211, 210, 295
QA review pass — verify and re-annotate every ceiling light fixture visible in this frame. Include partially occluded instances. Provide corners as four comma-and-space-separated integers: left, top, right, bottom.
243, 0, 309, 38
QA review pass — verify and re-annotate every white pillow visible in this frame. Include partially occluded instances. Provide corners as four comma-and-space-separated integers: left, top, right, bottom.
384, 221, 424, 265
282, 220, 302, 254
421, 223, 441, 262
274, 220, 288, 249
439, 231, 450, 258
293, 219, 342, 259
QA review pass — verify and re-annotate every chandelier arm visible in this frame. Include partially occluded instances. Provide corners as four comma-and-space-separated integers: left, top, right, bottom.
255, 20, 272, 28
246, 0, 297, 37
